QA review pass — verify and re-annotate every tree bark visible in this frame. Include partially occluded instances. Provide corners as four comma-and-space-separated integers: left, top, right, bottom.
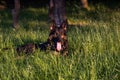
49, 0, 67, 27
12, 0, 20, 29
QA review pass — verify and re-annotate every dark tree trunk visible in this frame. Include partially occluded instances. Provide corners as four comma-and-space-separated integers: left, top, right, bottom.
12, 0, 20, 29
49, 0, 67, 27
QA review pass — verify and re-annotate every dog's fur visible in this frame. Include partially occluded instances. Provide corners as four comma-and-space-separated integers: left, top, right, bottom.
16, 43, 36, 55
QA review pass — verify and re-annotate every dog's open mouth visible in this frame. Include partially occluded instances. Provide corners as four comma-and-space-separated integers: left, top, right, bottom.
56, 42, 62, 51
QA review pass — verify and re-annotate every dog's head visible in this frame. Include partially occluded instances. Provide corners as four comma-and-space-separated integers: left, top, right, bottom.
48, 20, 68, 52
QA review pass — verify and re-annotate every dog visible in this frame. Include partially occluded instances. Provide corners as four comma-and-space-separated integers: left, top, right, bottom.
16, 20, 68, 56
46, 20, 68, 55
38, 20, 68, 55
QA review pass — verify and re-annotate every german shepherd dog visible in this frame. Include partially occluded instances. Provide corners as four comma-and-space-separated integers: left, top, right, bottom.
42, 20, 68, 55
16, 20, 68, 55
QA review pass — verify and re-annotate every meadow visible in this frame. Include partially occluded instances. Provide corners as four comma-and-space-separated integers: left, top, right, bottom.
0, 4, 120, 80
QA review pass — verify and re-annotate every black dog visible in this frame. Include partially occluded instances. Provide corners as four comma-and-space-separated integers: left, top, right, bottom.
16, 20, 68, 55
43, 20, 68, 54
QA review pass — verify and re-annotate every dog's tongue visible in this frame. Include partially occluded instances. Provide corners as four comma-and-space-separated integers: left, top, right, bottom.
56, 42, 62, 51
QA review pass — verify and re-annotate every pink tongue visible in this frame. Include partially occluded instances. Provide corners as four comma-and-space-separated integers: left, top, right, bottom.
56, 42, 62, 51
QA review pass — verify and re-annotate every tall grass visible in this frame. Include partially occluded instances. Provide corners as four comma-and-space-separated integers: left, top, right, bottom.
0, 5, 120, 80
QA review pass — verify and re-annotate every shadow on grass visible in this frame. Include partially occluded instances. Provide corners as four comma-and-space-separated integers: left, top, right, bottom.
0, 8, 49, 31
67, 3, 120, 23
19, 8, 49, 31
0, 10, 13, 30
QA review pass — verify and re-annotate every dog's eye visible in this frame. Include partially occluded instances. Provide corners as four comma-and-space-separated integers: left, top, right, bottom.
64, 27, 67, 30
61, 35, 64, 38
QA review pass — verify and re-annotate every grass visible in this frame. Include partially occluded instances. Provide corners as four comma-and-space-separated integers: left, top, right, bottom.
0, 4, 120, 80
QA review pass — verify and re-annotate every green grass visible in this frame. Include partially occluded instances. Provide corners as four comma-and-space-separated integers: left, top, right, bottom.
0, 5, 120, 80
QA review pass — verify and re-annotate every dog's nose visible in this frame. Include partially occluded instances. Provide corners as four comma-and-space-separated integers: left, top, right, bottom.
57, 25, 60, 27
56, 42, 62, 51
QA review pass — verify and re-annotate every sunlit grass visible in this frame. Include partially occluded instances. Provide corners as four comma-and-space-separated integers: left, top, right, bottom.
0, 5, 120, 80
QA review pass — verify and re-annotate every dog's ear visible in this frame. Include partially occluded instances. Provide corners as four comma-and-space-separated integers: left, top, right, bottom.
61, 20, 68, 30
50, 20, 56, 30
50, 23, 55, 30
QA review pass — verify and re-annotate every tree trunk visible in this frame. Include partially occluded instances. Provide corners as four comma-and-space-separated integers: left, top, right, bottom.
12, 0, 20, 29
49, 0, 54, 20
49, 0, 67, 26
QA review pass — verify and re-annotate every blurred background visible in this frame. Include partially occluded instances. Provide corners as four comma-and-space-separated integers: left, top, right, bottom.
0, 0, 120, 9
